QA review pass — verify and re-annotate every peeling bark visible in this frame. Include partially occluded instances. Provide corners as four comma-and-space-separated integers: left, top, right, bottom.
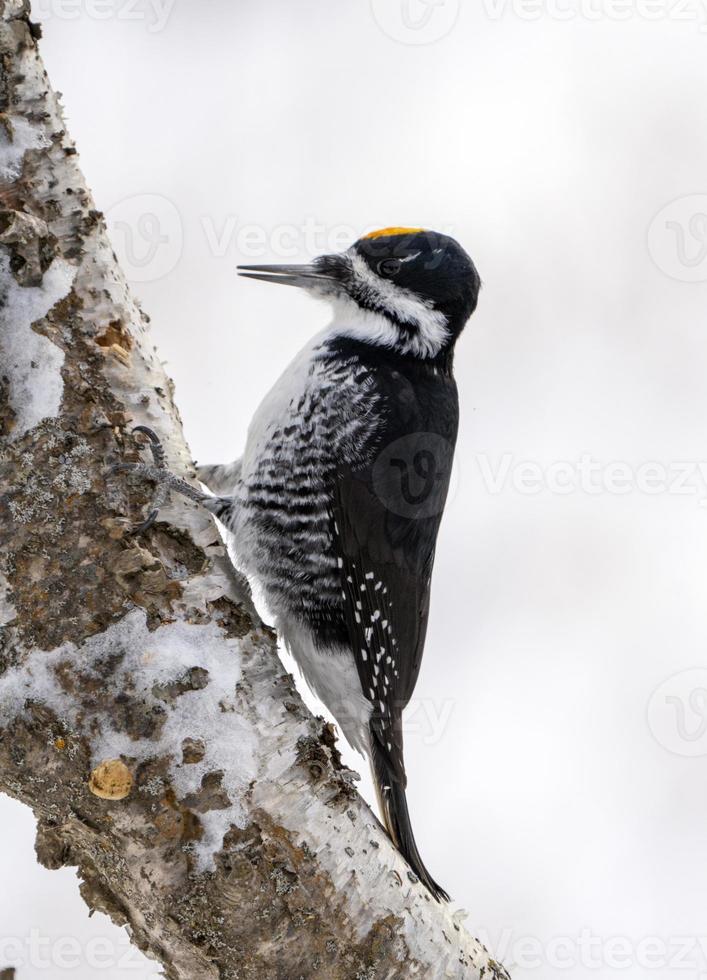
0, 3, 511, 978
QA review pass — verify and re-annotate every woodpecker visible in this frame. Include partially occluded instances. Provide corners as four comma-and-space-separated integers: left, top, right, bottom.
122, 227, 480, 900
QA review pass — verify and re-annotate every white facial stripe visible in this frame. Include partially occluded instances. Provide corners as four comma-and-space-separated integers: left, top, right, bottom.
327, 296, 444, 359
328, 298, 403, 351
347, 253, 450, 358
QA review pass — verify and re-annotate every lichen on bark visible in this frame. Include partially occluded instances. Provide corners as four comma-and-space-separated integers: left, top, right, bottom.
0, 2, 511, 977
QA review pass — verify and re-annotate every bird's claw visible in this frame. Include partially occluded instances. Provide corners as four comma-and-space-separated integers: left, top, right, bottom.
110, 426, 170, 535
132, 425, 167, 469
128, 507, 159, 536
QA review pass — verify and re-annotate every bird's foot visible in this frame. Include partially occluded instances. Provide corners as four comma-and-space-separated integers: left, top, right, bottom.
110, 426, 231, 534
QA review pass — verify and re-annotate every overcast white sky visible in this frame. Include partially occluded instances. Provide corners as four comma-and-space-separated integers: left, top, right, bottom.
4, 1, 707, 977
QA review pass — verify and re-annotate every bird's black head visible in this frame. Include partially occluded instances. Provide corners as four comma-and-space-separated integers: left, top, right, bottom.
238, 227, 480, 362
349, 227, 480, 346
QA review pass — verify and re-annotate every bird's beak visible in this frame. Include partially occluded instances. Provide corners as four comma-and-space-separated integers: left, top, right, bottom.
237, 263, 341, 289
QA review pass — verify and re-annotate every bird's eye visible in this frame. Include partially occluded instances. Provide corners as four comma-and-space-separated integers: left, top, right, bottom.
377, 258, 402, 277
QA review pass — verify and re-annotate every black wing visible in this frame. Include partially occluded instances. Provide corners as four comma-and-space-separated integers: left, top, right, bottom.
331, 365, 458, 785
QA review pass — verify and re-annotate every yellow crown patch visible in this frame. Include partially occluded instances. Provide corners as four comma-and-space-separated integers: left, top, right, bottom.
362, 226, 425, 240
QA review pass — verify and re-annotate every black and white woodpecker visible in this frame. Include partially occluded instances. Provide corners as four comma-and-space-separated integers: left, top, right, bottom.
122, 227, 480, 901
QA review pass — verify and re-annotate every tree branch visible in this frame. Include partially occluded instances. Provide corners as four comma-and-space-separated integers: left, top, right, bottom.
0, 3, 511, 977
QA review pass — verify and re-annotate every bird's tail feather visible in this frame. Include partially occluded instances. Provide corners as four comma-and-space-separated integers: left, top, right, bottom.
369, 732, 450, 902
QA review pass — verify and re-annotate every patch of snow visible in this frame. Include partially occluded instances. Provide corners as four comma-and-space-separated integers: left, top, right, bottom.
0, 252, 76, 438
0, 609, 257, 870
0, 115, 49, 180
0, 568, 16, 627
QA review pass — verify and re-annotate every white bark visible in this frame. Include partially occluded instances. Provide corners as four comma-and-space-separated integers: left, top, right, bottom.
0, 3, 511, 977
